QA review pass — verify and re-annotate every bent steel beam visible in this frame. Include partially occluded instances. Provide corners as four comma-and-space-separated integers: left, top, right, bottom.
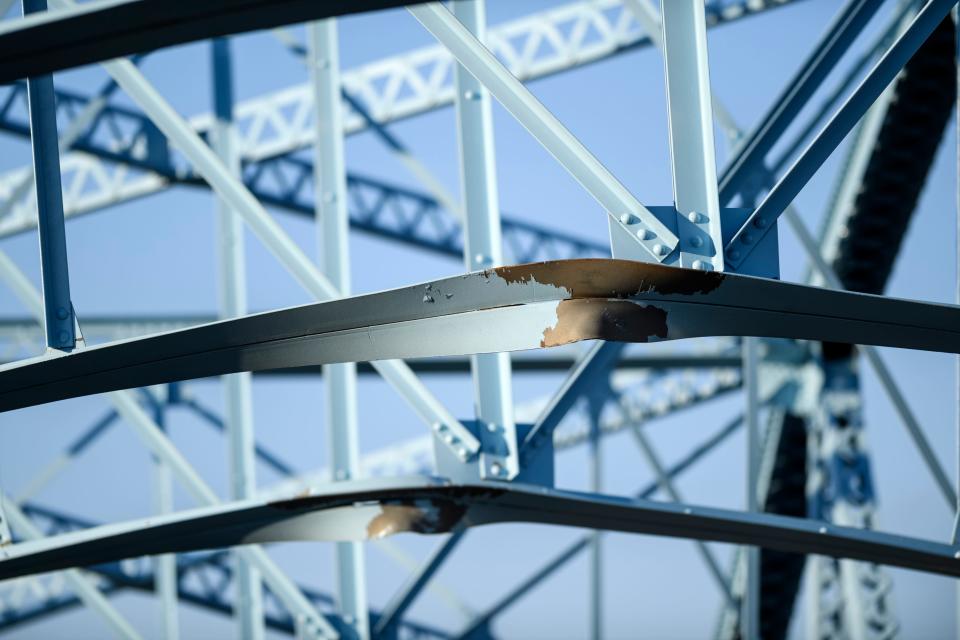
2, 478, 959, 584
3, 258, 960, 413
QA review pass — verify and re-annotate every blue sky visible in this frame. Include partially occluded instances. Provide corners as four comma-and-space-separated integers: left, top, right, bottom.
0, 0, 958, 637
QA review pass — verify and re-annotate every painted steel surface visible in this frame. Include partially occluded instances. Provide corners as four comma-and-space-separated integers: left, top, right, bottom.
1, 477, 957, 584
1, 258, 957, 411
3, 258, 959, 412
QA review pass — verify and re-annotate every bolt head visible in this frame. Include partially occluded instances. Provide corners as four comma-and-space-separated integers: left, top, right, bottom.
818, 526, 827, 534
443, 433, 455, 445
955, 551, 960, 559
636, 228, 650, 241
687, 211, 700, 223
729, 250, 741, 261
58, 331, 70, 344
753, 217, 766, 228
689, 236, 703, 248
490, 461, 504, 476
456, 447, 468, 459
56, 307, 68, 320
653, 243, 667, 256
741, 233, 753, 244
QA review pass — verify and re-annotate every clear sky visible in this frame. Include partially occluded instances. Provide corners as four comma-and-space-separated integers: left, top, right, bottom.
0, 0, 958, 638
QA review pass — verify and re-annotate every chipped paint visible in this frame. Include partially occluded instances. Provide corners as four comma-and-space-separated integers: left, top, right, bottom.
366, 499, 466, 539
540, 300, 669, 347
494, 259, 725, 298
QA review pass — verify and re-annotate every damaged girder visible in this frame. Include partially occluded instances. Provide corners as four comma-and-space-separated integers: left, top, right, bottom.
0, 476, 957, 583
2, 258, 959, 413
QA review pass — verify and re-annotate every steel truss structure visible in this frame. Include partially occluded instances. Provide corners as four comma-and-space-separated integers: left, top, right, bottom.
0, 0, 958, 638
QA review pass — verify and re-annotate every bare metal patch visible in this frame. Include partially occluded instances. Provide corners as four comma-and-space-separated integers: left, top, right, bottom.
494, 259, 724, 298
540, 299, 669, 347
366, 500, 466, 539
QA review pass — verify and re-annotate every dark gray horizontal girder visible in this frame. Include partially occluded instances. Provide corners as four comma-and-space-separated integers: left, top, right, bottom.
2, 259, 958, 413
1, 478, 956, 583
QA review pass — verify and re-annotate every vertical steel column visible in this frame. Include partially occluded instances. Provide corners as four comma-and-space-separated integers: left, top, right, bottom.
211, 37, 264, 640
22, 0, 74, 352
954, 9, 960, 636
741, 338, 760, 640
308, 20, 369, 640
151, 388, 179, 640
586, 392, 605, 640
452, 0, 518, 480
659, 0, 724, 272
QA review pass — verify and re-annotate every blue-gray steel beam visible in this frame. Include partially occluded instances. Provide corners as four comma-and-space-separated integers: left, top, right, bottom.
409, 2, 679, 263
211, 35, 264, 640
456, 414, 745, 639
518, 341, 624, 466
0, 81, 608, 264
717, 0, 881, 205
22, 0, 73, 352
726, 0, 959, 269
742, 337, 760, 640
373, 529, 467, 637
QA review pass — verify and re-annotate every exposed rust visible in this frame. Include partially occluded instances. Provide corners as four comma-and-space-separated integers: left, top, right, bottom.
366, 500, 466, 539
367, 505, 427, 539
541, 299, 669, 347
494, 259, 725, 298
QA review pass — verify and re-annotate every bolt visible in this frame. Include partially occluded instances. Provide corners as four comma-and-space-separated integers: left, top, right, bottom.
456, 447, 468, 459
753, 216, 766, 228
474, 253, 487, 266
443, 433, 455, 445
56, 307, 68, 320
432, 422, 444, 432
653, 243, 667, 256
729, 250, 741, 261
58, 331, 70, 345
636, 228, 650, 241
464, 90, 480, 100
423, 295, 434, 303
619, 214, 631, 225
683, 507, 692, 515
687, 211, 700, 223
740, 233, 753, 244
818, 526, 827, 534
490, 461, 504, 476
689, 236, 703, 248
955, 551, 960, 559
691, 259, 706, 271
486, 422, 497, 433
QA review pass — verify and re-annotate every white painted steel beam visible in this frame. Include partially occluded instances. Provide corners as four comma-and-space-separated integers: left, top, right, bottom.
659, 0, 724, 272
409, 2, 679, 263
45, 0, 479, 459
452, 0, 518, 482
308, 19, 370, 640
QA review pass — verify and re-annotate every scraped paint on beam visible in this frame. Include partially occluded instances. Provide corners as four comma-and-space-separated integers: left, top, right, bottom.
2, 258, 959, 412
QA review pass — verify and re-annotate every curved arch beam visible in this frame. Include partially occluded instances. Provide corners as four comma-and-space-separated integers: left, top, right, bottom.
0, 478, 957, 583
2, 258, 959, 413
